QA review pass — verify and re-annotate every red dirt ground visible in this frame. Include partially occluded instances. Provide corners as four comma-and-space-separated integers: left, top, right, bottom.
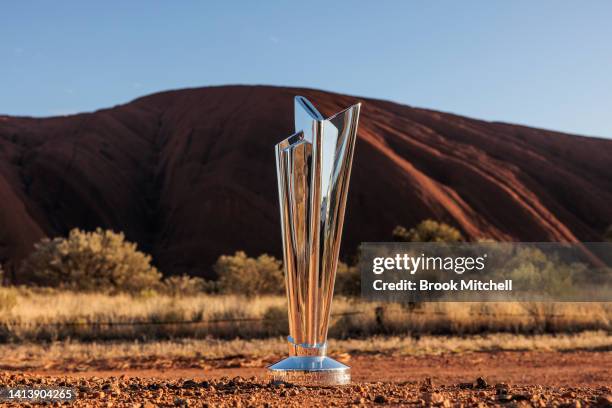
35, 352, 611, 387
3, 352, 610, 407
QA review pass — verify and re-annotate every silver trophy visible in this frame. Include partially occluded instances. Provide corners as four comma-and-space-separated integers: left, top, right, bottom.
268, 96, 361, 386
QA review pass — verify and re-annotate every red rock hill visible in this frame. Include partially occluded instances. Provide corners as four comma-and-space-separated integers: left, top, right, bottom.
1, 86, 611, 278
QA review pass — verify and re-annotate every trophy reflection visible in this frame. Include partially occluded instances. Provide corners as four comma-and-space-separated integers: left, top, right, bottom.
268, 96, 361, 386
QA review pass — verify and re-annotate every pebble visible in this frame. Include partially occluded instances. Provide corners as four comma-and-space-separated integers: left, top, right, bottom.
475, 377, 488, 389
595, 394, 612, 408
373, 395, 387, 403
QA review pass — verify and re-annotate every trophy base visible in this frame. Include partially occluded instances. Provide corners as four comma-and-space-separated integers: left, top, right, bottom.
267, 356, 350, 386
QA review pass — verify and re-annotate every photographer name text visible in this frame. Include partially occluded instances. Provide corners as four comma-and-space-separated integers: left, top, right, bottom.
373, 279, 512, 292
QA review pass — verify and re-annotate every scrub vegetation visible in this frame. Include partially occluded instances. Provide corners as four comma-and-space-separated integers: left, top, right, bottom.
18, 228, 162, 292
1, 222, 609, 344
0, 287, 609, 342
393, 220, 464, 243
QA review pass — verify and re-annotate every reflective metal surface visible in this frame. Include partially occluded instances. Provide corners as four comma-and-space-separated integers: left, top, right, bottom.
268, 356, 350, 386
269, 96, 361, 385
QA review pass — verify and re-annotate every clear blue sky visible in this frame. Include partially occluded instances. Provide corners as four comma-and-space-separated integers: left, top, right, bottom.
1, 1, 611, 138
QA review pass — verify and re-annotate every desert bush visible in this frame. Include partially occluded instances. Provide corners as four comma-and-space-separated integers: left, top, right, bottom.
20, 228, 161, 292
393, 219, 464, 242
492, 247, 584, 300
214, 251, 284, 296
335, 262, 360, 296
162, 274, 207, 296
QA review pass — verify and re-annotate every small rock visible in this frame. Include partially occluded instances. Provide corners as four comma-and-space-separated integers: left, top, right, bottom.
424, 392, 445, 404
595, 394, 612, 408
560, 401, 581, 408
231, 376, 245, 385
373, 395, 387, 404
102, 383, 120, 393
496, 393, 513, 402
475, 377, 488, 389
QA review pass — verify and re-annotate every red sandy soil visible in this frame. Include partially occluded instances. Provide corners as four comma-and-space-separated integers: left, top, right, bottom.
33, 352, 611, 387
1, 86, 612, 277
3, 352, 611, 407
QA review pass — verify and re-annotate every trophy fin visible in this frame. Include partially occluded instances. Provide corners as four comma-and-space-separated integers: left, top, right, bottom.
315, 103, 361, 341
294, 96, 323, 143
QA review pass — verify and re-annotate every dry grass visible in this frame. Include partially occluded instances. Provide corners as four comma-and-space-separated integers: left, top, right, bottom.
0, 287, 610, 342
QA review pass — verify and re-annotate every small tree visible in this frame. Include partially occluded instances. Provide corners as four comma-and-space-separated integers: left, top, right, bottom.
214, 251, 284, 296
393, 219, 463, 242
20, 228, 161, 292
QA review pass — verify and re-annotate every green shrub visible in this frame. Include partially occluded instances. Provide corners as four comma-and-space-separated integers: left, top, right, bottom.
393, 219, 464, 242
20, 228, 161, 292
214, 251, 284, 296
